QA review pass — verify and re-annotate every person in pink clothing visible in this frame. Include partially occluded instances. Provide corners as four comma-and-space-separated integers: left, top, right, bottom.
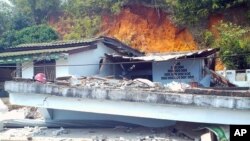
34, 73, 46, 83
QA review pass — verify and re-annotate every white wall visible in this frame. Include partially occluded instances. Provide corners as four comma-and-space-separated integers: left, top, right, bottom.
21, 42, 117, 79
153, 59, 203, 84
22, 61, 34, 79
56, 58, 69, 78
68, 42, 116, 77
216, 70, 250, 87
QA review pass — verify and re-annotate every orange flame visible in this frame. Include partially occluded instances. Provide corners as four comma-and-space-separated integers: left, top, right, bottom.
102, 5, 198, 53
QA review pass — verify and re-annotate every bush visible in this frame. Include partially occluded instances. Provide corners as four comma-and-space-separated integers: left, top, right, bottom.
0, 25, 58, 48
214, 22, 250, 69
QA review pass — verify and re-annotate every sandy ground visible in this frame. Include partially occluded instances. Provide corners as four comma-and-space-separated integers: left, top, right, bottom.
0, 98, 202, 141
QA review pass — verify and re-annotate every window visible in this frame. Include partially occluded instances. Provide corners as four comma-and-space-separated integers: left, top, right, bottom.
34, 60, 56, 81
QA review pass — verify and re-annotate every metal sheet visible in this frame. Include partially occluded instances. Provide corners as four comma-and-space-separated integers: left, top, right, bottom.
106, 48, 218, 62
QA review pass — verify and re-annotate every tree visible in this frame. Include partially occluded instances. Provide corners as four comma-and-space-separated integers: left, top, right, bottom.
0, 1, 13, 35
63, 0, 127, 17
165, 0, 250, 25
213, 22, 250, 69
11, 0, 62, 24
61, 0, 126, 39
0, 25, 58, 48
0, 30, 16, 48
10, 13, 34, 30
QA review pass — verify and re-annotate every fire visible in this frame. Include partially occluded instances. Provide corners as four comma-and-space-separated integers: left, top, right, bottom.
102, 5, 198, 53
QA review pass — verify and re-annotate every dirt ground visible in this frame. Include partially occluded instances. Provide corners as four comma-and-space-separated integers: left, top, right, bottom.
0, 126, 196, 141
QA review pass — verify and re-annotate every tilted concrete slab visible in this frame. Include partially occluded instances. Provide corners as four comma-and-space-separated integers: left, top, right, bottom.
5, 81, 250, 110
4, 81, 250, 125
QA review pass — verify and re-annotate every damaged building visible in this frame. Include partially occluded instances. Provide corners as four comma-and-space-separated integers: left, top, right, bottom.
3, 36, 248, 128
0, 36, 142, 81
0, 36, 219, 87
104, 48, 218, 87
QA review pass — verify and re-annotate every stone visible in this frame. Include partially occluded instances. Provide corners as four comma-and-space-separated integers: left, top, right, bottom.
134, 78, 155, 87
52, 127, 69, 136
27, 136, 33, 141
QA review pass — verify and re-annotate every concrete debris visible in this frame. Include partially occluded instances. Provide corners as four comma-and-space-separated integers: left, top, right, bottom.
0, 126, 195, 141
56, 76, 172, 91
134, 78, 155, 87
52, 127, 69, 136
25, 107, 43, 119
32, 126, 47, 136
164, 81, 191, 92
69, 76, 81, 86
27, 136, 32, 141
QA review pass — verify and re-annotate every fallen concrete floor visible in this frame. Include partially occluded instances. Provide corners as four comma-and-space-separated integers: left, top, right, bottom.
0, 99, 221, 141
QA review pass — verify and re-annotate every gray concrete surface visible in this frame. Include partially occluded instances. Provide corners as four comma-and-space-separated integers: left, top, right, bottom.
5, 81, 250, 110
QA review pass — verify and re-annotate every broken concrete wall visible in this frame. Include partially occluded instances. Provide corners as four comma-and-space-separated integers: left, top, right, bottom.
4, 81, 250, 110
68, 42, 119, 77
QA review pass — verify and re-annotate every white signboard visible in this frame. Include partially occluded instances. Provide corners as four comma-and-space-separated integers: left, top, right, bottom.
152, 59, 203, 84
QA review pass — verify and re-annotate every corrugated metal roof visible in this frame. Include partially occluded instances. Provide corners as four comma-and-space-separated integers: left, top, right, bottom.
106, 48, 218, 62
12, 38, 100, 48
0, 46, 84, 57
3, 36, 143, 57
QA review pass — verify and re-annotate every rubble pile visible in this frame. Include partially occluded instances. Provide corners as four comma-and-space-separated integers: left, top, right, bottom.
56, 76, 170, 91
24, 107, 43, 119
0, 126, 194, 141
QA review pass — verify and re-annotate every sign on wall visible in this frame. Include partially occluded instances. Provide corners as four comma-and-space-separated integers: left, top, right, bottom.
152, 59, 203, 84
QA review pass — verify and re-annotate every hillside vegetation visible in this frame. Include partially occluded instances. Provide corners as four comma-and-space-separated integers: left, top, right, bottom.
0, 0, 249, 69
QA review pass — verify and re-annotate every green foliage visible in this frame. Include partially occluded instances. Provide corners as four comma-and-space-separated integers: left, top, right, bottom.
214, 22, 250, 69
63, 0, 127, 17
12, 0, 62, 24
61, 0, 125, 39
165, 0, 249, 25
0, 1, 13, 35
0, 30, 16, 48
0, 25, 58, 48
10, 14, 34, 30
247, 10, 250, 20
63, 16, 101, 40
0, 13, 9, 35
203, 30, 214, 47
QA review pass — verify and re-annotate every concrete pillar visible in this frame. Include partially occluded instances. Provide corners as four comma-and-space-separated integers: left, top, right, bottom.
246, 69, 250, 81
39, 108, 53, 120
225, 70, 236, 82
16, 63, 22, 78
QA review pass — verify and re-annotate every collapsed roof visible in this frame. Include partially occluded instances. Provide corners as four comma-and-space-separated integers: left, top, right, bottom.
105, 48, 219, 62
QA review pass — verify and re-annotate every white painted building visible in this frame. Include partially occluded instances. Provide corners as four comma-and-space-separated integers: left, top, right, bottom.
0, 36, 143, 81
105, 48, 218, 87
